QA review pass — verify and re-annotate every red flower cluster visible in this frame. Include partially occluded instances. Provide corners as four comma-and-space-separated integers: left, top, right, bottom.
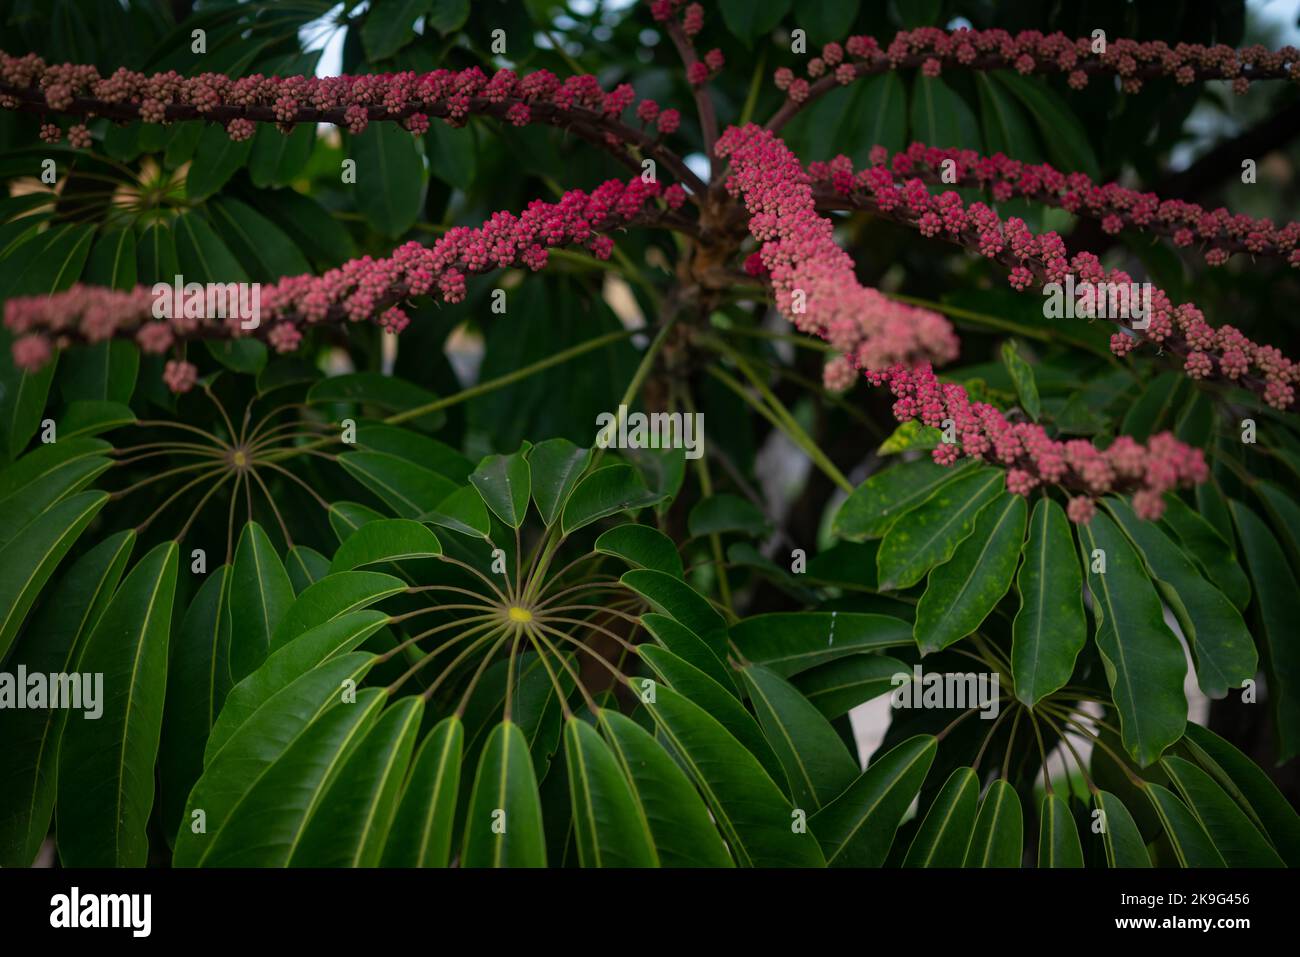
865, 362, 1208, 522
829, 142, 1300, 267
5, 176, 678, 391
772, 28, 1298, 123
716, 124, 960, 371
809, 152, 1299, 409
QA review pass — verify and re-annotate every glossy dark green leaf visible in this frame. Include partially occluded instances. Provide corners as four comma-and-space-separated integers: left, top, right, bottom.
1038, 794, 1084, 867
339, 451, 459, 518
730, 611, 912, 678
248, 123, 315, 188
563, 717, 658, 867
911, 75, 981, 150
351, 122, 425, 237
185, 123, 253, 201
719, 0, 791, 43
1161, 756, 1284, 867
1143, 783, 1224, 867
915, 492, 1026, 654
286, 545, 330, 592
903, 766, 980, 867
158, 564, 231, 845
1230, 501, 1300, 762
0, 490, 108, 663
382, 715, 464, 867
834, 458, 977, 541
1095, 790, 1151, 867
561, 464, 662, 535
173, 211, 247, 284
977, 75, 1040, 162
227, 521, 295, 683
640, 612, 735, 695
57, 400, 136, 439
1106, 497, 1255, 699
291, 696, 424, 866
425, 118, 476, 189
622, 569, 727, 656
631, 678, 825, 867
198, 689, 386, 866
174, 652, 379, 866
0, 444, 111, 550
1012, 498, 1086, 706
1181, 723, 1300, 866
963, 780, 1023, 867
992, 71, 1100, 178
421, 484, 491, 538
741, 664, 859, 810
595, 524, 683, 578
84, 227, 137, 291
810, 735, 937, 867
792, 654, 908, 720
271, 572, 404, 649
1076, 513, 1187, 766
469, 450, 531, 528
137, 221, 179, 285
461, 721, 547, 867
527, 438, 590, 526
0, 345, 58, 461
0, 529, 132, 866
596, 709, 733, 867
56, 541, 178, 866
1000, 340, 1041, 419
310, 374, 443, 431
208, 196, 312, 281
689, 493, 770, 538
877, 468, 1003, 590
330, 519, 442, 573
362, 0, 432, 59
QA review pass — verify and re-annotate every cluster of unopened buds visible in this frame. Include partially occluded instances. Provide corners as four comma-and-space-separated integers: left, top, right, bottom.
5, 176, 679, 392
863, 361, 1208, 522
807, 150, 1299, 410
835, 142, 1300, 268
773, 28, 1298, 109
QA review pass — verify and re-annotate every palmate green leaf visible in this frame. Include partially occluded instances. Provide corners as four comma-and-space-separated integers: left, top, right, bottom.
271, 572, 404, 649
1012, 498, 1086, 706
290, 697, 425, 866
792, 655, 907, 720
198, 689, 387, 866
741, 665, 859, 811
911, 75, 981, 151
1143, 783, 1224, 867
527, 437, 591, 526
991, 71, 1100, 179
1095, 790, 1151, 867
1160, 494, 1250, 611
595, 524, 683, 578
631, 677, 825, 867
329, 519, 442, 573
57, 400, 136, 439
0, 529, 132, 867
1076, 512, 1187, 767
462, 720, 547, 867
596, 710, 732, 867
209, 613, 390, 762
622, 568, 727, 657
84, 228, 137, 291
469, 449, 531, 528
173, 211, 247, 284
227, 521, 295, 683
730, 612, 912, 678
564, 717, 658, 867
877, 468, 1003, 590
0, 442, 111, 550
834, 458, 977, 541
641, 612, 735, 695
810, 735, 936, 867
352, 122, 425, 237
56, 540, 178, 867
286, 545, 331, 592
1229, 501, 1300, 763
158, 565, 231, 846
0, 489, 109, 664
421, 484, 491, 538
1180, 723, 1300, 866
915, 492, 1026, 654
1038, 794, 1084, 868
174, 652, 380, 866
208, 196, 312, 281
248, 123, 315, 188
340, 452, 459, 518
637, 645, 782, 785
1160, 756, 1284, 867
903, 767, 980, 867
383, 715, 464, 867
561, 464, 662, 535
1105, 497, 1256, 699
963, 780, 1023, 867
